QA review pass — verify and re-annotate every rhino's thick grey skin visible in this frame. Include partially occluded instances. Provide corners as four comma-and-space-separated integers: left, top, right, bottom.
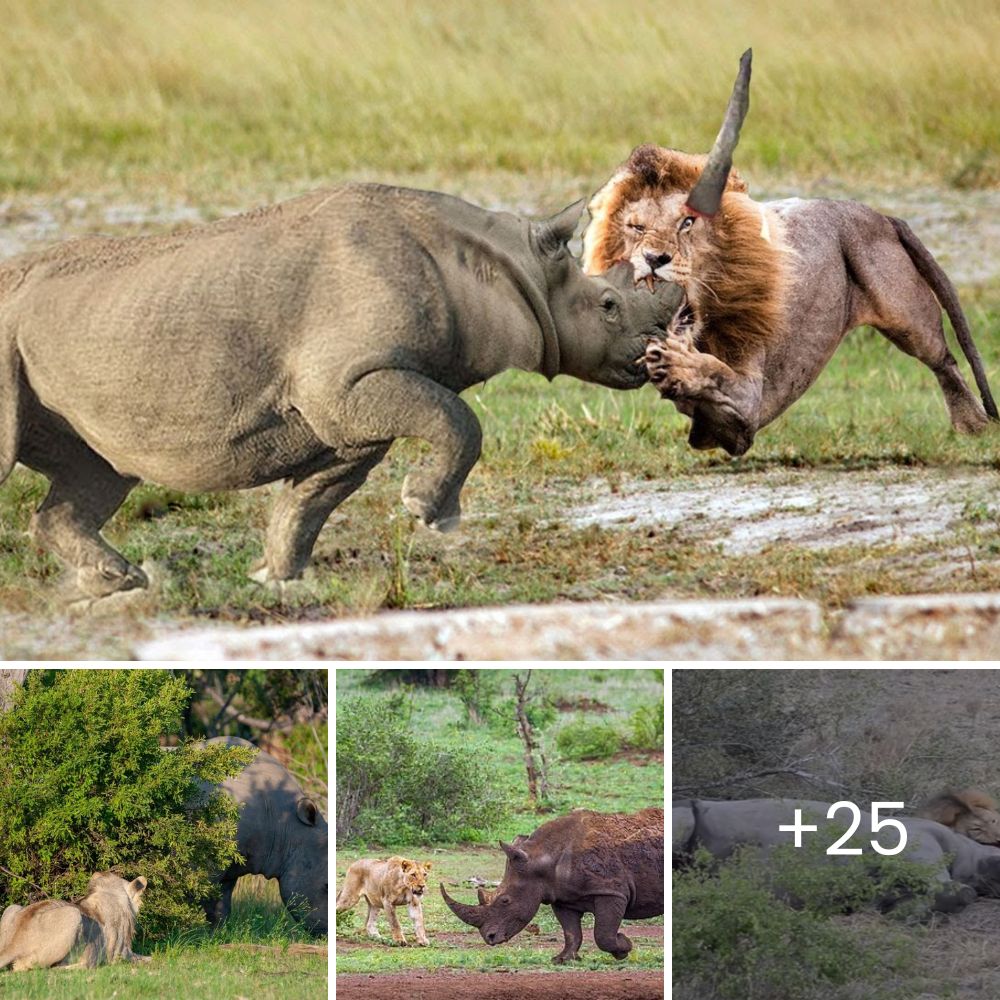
205, 737, 327, 935
440, 807, 663, 963
0, 185, 679, 599
690, 798, 1000, 915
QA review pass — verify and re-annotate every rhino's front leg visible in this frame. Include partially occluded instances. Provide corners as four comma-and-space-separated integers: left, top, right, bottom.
645, 337, 763, 456
339, 369, 482, 532
551, 904, 583, 963
592, 896, 631, 960
254, 445, 389, 583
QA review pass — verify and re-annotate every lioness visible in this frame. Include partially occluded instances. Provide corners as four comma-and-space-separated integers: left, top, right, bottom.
0, 872, 148, 971
336, 856, 431, 946
918, 789, 1000, 846
583, 50, 997, 455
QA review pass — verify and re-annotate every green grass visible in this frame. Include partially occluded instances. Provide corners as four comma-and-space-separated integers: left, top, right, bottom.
2, 301, 999, 652
0, 876, 327, 999
335, 847, 663, 975
0, 0, 997, 197
336, 668, 664, 843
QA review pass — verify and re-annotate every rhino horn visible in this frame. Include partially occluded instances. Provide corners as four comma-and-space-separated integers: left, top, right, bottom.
500, 839, 529, 863
535, 199, 586, 255
684, 48, 752, 219
440, 883, 488, 927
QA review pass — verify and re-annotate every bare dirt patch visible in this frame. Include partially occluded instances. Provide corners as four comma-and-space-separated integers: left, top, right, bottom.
336, 970, 664, 1000
568, 468, 998, 555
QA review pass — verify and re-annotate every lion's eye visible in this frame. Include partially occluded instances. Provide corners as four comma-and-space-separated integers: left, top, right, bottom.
679, 216, 696, 233
627, 221, 646, 235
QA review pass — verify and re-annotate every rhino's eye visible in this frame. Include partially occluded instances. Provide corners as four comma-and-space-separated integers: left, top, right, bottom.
600, 293, 620, 318
679, 216, 696, 234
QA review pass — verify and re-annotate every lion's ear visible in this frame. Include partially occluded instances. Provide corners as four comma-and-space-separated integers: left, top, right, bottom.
423, 861, 432, 870
128, 877, 148, 901
399, 860, 415, 873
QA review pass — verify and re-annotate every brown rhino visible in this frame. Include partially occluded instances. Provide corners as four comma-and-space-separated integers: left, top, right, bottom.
441, 807, 663, 963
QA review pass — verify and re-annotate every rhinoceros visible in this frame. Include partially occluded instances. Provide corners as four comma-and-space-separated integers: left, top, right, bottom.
440, 807, 663, 963
204, 736, 327, 934
0, 186, 679, 599
688, 797, 1000, 914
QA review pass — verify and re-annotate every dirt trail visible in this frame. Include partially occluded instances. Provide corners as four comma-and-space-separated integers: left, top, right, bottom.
569, 467, 998, 556
336, 970, 664, 1000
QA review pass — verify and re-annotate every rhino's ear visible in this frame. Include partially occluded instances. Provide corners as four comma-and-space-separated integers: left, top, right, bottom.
296, 797, 319, 827
535, 199, 585, 256
500, 839, 529, 863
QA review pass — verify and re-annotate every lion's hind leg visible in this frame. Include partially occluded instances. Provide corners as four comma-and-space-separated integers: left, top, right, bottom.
335, 872, 362, 913
847, 213, 990, 434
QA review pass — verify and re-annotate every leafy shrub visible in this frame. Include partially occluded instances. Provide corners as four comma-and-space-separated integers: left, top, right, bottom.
627, 699, 664, 750
0, 670, 255, 941
674, 846, 917, 1000
337, 694, 510, 845
555, 718, 620, 760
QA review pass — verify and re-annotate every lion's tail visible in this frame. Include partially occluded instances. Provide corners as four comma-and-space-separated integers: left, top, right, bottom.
888, 215, 998, 421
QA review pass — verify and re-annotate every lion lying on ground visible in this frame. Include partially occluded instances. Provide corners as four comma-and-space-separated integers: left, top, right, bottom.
583, 50, 998, 456
918, 789, 1000, 845
336, 856, 432, 946
0, 872, 148, 971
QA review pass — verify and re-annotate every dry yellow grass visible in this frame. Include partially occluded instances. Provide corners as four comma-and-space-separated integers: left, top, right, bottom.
0, 0, 996, 195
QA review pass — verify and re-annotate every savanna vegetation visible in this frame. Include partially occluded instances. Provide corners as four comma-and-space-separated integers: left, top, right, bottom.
674, 669, 1000, 1000
0, 669, 328, 999
0, 1, 997, 658
0, 0, 996, 196
335, 668, 664, 975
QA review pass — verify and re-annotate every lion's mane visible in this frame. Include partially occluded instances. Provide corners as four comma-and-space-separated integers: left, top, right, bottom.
583, 145, 790, 371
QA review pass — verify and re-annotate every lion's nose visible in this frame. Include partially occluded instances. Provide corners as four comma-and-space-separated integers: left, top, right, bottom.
644, 251, 672, 269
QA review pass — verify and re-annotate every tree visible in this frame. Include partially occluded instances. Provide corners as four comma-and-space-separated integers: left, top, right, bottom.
0, 670, 254, 940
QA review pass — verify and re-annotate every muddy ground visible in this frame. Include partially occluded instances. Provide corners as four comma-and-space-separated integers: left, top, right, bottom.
337, 970, 664, 1000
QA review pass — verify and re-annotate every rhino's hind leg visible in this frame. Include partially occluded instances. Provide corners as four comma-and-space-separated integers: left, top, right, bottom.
592, 897, 632, 960
551, 904, 584, 963
20, 426, 142, 599
311, 369, 482, 533
254, 446, 389, 583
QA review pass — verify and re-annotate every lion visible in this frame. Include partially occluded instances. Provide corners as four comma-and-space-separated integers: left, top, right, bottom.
583, 50, 997, 456
336, 856, 432, 946
0, 872, 148, 972
918, 789, 1000, 845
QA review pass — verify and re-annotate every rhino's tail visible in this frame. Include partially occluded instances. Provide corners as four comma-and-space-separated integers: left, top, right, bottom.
888, 215, 998, 421
0, 339, 20, 486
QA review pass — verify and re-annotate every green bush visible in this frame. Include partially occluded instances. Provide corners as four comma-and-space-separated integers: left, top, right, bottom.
627, 699, 664, 750
673, 847, 917, 1000
337, 694, 510, 845
0, 670, 255, 941
555, 718, 620, 760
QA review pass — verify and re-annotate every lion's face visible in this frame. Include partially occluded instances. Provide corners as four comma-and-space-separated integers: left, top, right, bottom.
394, 858, 432, 899
958, 807, 1000, 846
617, 191, 707, 288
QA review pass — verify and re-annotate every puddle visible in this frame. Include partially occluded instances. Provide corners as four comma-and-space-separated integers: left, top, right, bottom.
568, 469, 998, 554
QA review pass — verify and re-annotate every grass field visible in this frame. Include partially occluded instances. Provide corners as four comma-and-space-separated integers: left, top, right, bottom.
336, 847, 663, 975
0, 0, 997, 197
0, 3, 996, 656
1, 304, 998, 657
335, 668, 664, 976
0, 876, 327, 1000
